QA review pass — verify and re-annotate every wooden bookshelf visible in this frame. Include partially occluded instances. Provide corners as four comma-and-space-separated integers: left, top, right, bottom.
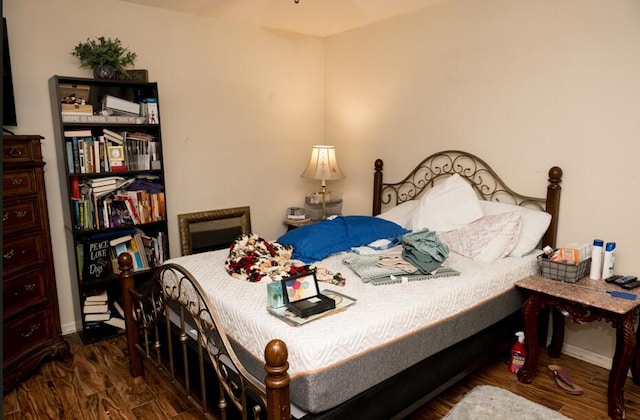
49, 75, 169, 344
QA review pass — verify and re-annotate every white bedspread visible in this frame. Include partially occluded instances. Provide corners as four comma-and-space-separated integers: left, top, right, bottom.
165, 249, 538, 380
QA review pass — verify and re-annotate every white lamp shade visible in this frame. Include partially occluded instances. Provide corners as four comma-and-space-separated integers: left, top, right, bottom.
301, 145, 345, 183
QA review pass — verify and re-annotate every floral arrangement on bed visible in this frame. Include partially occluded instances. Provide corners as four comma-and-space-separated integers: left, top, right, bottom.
225, 234, 346, 285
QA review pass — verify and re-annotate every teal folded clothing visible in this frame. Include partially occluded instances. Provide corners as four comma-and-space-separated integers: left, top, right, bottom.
402, 228, 449, 274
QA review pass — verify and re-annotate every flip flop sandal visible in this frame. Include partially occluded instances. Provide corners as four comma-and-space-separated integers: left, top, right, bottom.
548, 364, 584, 395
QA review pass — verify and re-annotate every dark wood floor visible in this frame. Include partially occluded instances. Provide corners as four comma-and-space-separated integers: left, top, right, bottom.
3, 333, 640, 419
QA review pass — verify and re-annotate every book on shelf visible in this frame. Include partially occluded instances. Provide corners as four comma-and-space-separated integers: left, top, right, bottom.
109, 231, 149, 272
112, 194, 141, 224
113, 301, 125, 318
104, 317, 126, 329
65, 134, 112, 175
85, 312, 111, 322
70, 176, 81, 199
109, 234, 133, 247
84, 289, 108, 302
149, 141, 162, 170
123, 132, 156, 171
105, 301, 127, 329
90, 183, 120, 195
102, 128, 124, 145
86, 176, 125, 188
102, 94, 140, 116
64, 129, 92, 138
110, 200, 137, 226
83, 303, 109, 314
89, 177, 135, 198
76, 242, 84, 281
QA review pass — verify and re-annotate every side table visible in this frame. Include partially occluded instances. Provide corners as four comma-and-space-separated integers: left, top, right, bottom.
515, 276, 640, 420
283, 218, 316, 231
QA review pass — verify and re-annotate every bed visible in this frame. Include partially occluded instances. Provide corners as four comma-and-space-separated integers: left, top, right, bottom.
118, 150, 563, 420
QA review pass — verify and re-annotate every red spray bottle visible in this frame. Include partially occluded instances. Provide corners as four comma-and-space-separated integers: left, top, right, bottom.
508, 331, 526, 373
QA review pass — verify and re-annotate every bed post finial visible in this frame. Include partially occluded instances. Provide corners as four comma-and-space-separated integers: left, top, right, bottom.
118, 252, 143, 378
265, 339, 290, 420
373, 159, 384, 216
543, 166, 563, 248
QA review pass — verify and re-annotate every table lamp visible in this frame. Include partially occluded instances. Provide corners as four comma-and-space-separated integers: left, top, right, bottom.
301, 145, 345, 219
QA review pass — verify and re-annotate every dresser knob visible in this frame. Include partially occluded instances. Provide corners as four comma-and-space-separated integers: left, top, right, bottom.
20, 323, 41, 338
9, 147, 22, 157
16, 210, 27, 218
11, 178, 23, 186
4, 249, 14, 259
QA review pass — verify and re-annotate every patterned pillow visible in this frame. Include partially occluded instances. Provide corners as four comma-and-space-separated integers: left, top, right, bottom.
480, 201, 551, 257
438, 211, 521, 262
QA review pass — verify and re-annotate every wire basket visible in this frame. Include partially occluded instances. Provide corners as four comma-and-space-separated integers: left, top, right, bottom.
536, 255, 591, 283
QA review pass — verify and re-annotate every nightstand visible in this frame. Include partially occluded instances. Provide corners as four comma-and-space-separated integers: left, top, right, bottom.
283, 218, 316, 231
515, 276, 640, 420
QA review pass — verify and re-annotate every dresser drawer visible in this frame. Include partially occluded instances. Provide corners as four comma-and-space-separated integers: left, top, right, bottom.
3, 270, 48, 318
3, 196, 41, 235
3, 170, 37, 197
3, 140, 37, 163
3, 235, 46, 276
3, 309, 52, 363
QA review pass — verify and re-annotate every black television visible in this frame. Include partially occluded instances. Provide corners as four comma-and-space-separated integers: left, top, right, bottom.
3, 17, 18, 127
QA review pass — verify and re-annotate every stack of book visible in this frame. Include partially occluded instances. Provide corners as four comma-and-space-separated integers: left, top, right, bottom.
83, 290, 126, 330
83, 290, 110, 324
102, 128, 124, 145
86, 176, 127, 195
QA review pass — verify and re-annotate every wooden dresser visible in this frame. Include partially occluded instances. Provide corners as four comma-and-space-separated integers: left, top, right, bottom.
3, 134, 70, 391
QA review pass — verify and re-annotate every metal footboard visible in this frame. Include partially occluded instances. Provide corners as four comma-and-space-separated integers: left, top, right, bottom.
118, 252, 290, 420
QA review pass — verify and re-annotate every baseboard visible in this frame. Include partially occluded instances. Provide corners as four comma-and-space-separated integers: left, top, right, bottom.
561, 343, 613, 371
61, 321, 82, 336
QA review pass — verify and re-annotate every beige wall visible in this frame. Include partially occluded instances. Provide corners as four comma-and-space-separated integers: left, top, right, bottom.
5, 0, 640, 365
4, 0, 325, 332
326, 0, 640, 364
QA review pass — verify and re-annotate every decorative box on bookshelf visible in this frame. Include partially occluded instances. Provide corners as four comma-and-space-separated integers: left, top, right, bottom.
49, 75, 169, 344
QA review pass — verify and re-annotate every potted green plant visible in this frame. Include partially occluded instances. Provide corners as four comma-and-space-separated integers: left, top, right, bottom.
72, 36, 137, 79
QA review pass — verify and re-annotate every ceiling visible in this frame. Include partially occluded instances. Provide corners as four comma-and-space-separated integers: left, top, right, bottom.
118, 0, 446, 37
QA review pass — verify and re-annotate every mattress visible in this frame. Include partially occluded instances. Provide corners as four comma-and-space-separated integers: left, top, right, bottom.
164, 249, 538, 414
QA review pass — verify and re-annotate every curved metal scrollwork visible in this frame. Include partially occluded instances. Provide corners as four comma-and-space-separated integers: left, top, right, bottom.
131, 263, 267, 419
379, 150, 546, 211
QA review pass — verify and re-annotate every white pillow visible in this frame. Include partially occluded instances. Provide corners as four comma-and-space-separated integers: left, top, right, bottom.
376, 200, 419, 230
438, 211, 522, 262
480, 201, 552, 257
409, 173, 484, 232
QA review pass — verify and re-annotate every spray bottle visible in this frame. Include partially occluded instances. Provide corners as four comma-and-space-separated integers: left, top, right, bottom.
508, 331, 526, 373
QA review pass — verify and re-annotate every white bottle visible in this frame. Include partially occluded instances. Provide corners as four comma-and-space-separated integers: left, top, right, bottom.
601, 242, 616, 279
589, 239, 604, 280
